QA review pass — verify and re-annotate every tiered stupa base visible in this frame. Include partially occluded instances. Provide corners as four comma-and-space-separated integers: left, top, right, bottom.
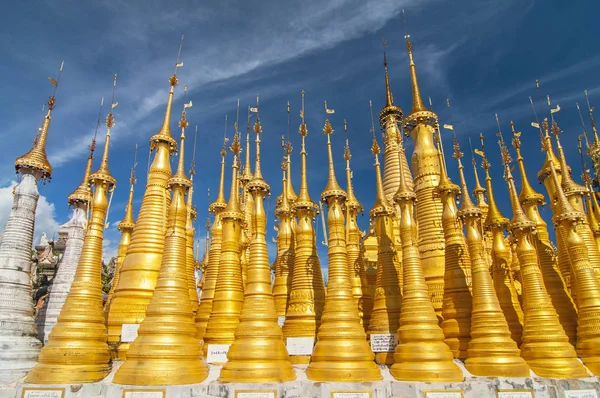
9, 360, 600, 398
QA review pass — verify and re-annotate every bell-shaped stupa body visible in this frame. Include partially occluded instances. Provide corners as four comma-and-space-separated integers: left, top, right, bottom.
306, 119, 381, 382
202, 130, 246, 359
195, 137, 228, 341
40, 138, 95, 343
107, 74, 178, 358
390, 136, 462, 382
26, 101, 117, 384
403, 38, 445, 315
500, 133, 587, 378
113, 109, 208, 385
220, 115, 295, 383
282, 93, 326, 364
454, 141, 529, 377
366, 137, 402, 365
0, 94, 55, 383
434, 139, 472, 359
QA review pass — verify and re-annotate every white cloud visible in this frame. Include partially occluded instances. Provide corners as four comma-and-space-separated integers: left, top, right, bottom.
0, 181, 60, 246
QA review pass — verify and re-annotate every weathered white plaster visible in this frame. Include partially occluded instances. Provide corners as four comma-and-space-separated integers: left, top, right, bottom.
0, 172, 43, 384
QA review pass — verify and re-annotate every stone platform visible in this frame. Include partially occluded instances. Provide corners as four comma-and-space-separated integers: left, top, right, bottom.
4, 361, 600, 398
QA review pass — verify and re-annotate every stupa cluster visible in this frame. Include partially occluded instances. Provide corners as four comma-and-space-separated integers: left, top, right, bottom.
1, 27, 600, 392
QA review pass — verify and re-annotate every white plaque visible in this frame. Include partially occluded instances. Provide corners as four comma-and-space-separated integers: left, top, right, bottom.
235, 390, 277, 398
22, 389, 65, 398
120, 323, 140, 343
565, 391, 598, 398
424, 391, 463, 398
207, 343, 230, 363
286, 337, 314, 355
123, 391, 165, 398
331, 391, 372, 398
277, 316, 285, 327
496, 390, 534, 398
369, 333, 397, 352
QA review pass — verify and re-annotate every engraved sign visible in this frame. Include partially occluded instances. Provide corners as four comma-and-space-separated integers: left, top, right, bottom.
565, 391, 598, 398
331, 390, 372, 398
121, 323, 140, 343
122, 389, 166, 398
277, 316, 285, 327
424, 391, 464, 398
234, 389, 277, 398
286, 337, 314, 355
369, 333, 397, 352
496, 390, 534, 398
22, 388, 65, 398
207, 343, 230, 363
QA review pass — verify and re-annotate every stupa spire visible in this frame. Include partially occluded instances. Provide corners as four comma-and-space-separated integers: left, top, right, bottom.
68, 98, 102, 206
285, 101, 298, 203
15, 61, 63, 181
186, 125, 200, 313
27, 74, 118, 384
402, 12, 427, 116
241, 104, 253, 183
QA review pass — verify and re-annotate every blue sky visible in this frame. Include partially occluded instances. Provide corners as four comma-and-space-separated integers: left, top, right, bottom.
1, 0, 599, 267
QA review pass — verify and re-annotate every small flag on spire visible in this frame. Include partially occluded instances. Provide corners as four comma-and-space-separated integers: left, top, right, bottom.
299, 109, 304, 119
176, 62, 184, 68
111, 101, 119, 109
443, 124, 454, 130
249, 107, 258, 113
531, 122, 540, 129
184, 100, 193, 109
550, 104, 561, 114
324, 101, 335, 114
474, 148, 485, 157
48, 77, 58, 86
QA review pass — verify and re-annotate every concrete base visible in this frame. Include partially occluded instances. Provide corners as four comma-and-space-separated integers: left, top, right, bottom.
6, 360, 600, 398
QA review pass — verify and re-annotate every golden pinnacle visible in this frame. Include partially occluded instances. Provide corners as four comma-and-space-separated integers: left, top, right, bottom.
179, 112, 189, 129
323, 119, 333, 135
371, 137, 380, 155
285, 141, 293, 155
453, 139, 462, 160
47, 96, 56, 111
169, 74, 179, 87
254, 117, 262, 134
299, 123, 308, 137
106, 113, 115, 129
231, 133, 241, 155
344, 140, 351, 161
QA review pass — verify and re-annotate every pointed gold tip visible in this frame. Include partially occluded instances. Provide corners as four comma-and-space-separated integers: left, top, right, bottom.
371, 136, 380, 156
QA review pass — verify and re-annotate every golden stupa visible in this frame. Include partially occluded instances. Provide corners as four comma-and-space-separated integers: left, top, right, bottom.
113, 96, 208, 385
219, 106, 295, 383
26, 75, 118, 383
107, 56, 180, 358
